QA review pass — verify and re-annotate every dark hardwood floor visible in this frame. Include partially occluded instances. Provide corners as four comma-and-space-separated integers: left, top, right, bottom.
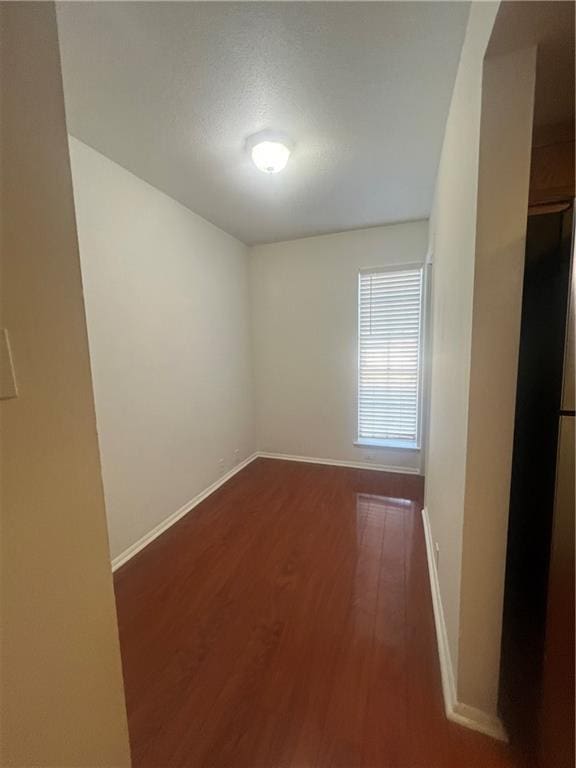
114, 458, 517, 767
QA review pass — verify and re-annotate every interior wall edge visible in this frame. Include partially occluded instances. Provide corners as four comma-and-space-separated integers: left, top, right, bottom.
0, 3, 130, 763
458, 42, 537, 714
421, 507, 507, 743
247, 217, 430, 251
423, 0, 500, 716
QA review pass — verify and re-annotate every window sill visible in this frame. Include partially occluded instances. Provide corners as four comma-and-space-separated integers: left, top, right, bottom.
354, 438, 420, 451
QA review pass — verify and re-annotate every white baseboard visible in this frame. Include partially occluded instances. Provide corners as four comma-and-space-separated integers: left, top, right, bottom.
111, 452, 259, 571
111, 451, 420, 572
421, 506, 457, 716
258, 451, 422, 475
421, 506, 507, 742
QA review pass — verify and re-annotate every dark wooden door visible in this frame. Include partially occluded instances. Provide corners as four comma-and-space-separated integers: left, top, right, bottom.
537, 209, 575, 768
499, 206, 573, 765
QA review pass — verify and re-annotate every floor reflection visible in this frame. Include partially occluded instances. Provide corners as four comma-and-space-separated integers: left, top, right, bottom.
352, 493, 415, 639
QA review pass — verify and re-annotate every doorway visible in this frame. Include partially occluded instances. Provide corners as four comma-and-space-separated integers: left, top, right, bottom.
499, 203, 574, 766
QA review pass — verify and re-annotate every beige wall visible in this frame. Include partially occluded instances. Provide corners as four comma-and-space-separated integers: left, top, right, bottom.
459, 45, 536, 713
0, 4, 131, 766
250, 221, 429, 473
69, 138, 256, 561
424, 1, 499, 678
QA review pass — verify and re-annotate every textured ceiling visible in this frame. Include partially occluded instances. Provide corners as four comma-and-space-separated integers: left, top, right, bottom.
57, 2, 470, 245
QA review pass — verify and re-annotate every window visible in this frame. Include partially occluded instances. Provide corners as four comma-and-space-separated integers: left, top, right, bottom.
357, 265, 424, 449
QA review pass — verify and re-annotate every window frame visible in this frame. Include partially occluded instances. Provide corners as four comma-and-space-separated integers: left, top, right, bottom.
355, 262, 427, 451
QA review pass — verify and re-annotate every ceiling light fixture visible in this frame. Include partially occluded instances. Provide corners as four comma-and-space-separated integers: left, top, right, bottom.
246, 131, 292, 174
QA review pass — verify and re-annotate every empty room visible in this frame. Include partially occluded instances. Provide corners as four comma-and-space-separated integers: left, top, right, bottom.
1, 1, 574, 767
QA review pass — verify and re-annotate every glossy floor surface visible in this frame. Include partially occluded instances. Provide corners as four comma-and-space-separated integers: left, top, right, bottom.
115, 458, 517, 767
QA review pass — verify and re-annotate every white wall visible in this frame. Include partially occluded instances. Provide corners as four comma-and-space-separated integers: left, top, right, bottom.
424, 1, 498, 688
69, 138, 256, 561
250, 222, 429, 473
425, 0, 537, 725
0, 5, 130, 764
459, 45, 536, 714
70, 141, 427, 564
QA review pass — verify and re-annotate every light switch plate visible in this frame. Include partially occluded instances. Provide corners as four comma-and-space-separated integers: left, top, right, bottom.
0, 328, 18, 399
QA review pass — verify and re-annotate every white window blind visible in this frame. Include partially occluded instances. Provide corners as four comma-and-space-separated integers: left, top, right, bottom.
357, 266, 424, 448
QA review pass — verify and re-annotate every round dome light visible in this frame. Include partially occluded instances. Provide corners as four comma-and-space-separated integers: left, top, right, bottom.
251, 140, 291, 173
246, 131, 293, 174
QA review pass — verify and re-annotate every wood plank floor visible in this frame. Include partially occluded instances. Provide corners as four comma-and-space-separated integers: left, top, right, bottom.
114, 458, 517, 767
